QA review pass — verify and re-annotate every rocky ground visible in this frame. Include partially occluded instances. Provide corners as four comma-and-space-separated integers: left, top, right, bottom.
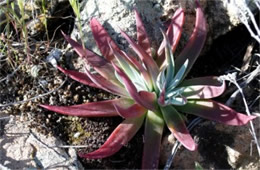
0, 0, 259, 169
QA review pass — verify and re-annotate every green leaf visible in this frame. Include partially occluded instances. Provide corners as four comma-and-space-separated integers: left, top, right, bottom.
195, 161, 204, 170
167, 59, 189, 91
142, 110, 164, 169
156, 66, 166, 91
166, 95, 187, 106
161, 31, 175, 84
69, 0, 80, 17
175, 2, 207, 80
160, 105, 197, 151
110, 45, 147, 91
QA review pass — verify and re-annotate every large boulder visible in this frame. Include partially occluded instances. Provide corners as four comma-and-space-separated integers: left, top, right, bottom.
70, 0, 258, 55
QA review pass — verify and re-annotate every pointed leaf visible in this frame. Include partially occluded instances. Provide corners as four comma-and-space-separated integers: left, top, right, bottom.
90, 18, 120, 61
80, 114, 145, 158
135, 9, 151, 56
176, 100, 256, 126
62, 31, 120, 85
113, 98, 147, 118
175, 2, 207, 80
156, 66, 166, 91
112, 62, 156, 110
109, 43, 147, 91
121, 51, 146, 74
142, 110, 164, 169
40, 98, 126, 117
57, 66, 99, 88
180, 77, 226, 99
121, 51, 153, 90
167, 59, 189, 92
157, 8, 185, 65
160, 105, 197, 151
167, 8, 185, 52
120, 30, 159, 88
162, 31, 175, 84
84, 68, 129, 97
62, 31, 87, 58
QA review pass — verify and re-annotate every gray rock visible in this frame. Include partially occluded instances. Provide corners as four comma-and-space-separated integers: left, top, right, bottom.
0, 115, 83, 169
71, 0, 164, 55
70, 0, 258, 57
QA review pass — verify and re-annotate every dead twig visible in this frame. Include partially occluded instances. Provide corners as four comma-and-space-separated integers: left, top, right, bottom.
220, 71, 260, 157
231, 0, 260, 43
55, 145, 90, 148
29, 129, 68, 160
225, 64, 260, 106
0, 60, 26, 83
0, 116, 10, 120
240, 43, 254, 74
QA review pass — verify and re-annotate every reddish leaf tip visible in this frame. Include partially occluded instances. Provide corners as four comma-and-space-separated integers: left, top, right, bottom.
188, 142, 198, 151
39, 104, 49, 109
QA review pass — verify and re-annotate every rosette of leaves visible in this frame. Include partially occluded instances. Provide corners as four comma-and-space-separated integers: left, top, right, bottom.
41, 1, 256, 169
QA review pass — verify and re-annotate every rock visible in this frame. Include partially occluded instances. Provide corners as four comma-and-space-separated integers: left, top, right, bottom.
71, 0, 164, 55
0, 115, 83, 169
70, 0, 257, 58
160, 119, 260, 169
226, 145, 242, 168
0, 163, 10, 170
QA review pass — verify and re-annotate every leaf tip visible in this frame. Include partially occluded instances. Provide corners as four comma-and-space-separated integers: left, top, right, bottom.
39, 104, 48, 109
188, 143, 198, 151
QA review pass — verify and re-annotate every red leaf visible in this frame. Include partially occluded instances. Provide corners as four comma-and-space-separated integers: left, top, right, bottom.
157, 7, 185, 65
161, 105, 197, 151
175, 2, 207, 80
84, 68, 129, 97
180, 76, 226, 99
80, 115, 145, 158
40, 98, 125, 117
135, 9, 151, 56
176, 100, 256, 126
113, 98, 147, 118
112, 62, 156, 110
121, 51, 153, 89
90, 18, 120, 61
62, 31, 120, 85
168, 8, 185, 52
120, 30, 159, 87
57, 66, 99, 88
62, 31, 87, 58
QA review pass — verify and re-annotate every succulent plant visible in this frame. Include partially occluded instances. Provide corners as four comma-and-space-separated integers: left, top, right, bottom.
40, 1, 256, 169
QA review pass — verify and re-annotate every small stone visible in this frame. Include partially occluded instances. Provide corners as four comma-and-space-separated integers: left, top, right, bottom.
73, 95, 79, 102
226, 145, 242, 168
73, 132, 81, 138
30, 65, 42, 78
